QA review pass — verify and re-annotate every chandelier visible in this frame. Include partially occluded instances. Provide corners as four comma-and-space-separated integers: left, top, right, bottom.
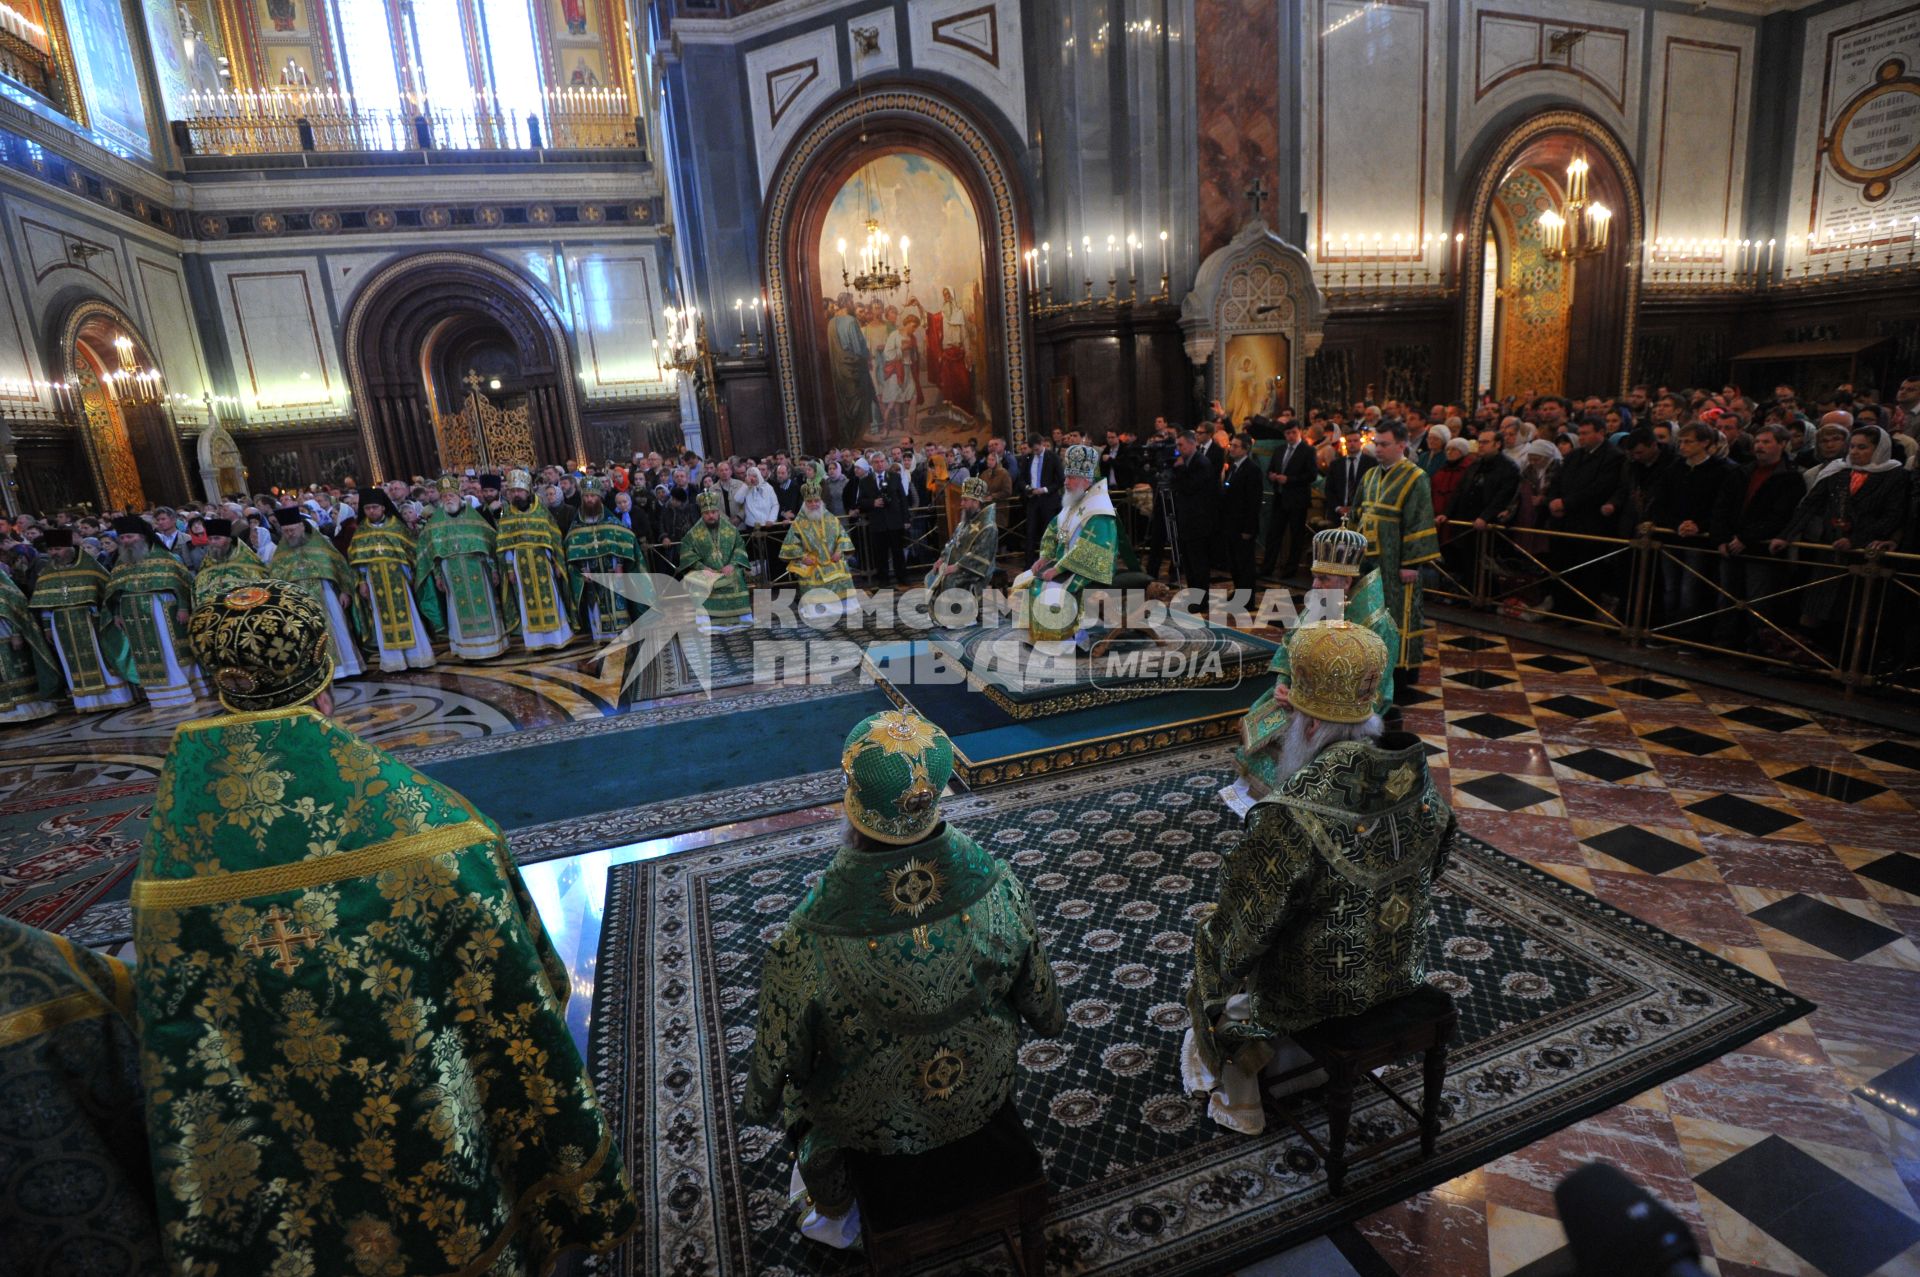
105, 334, 164, 404
836, 27, 911, 298
1538, 151, 1611, 263
655, 305, 704, 374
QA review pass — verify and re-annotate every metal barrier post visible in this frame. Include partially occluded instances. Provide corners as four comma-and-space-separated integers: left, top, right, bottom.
1623, 521, 1657, 644
1840, 547, 1892, 691
1469, 526, 1491, 609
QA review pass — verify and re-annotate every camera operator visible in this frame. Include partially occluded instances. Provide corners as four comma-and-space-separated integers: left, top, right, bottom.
1141, 416, 1180, 578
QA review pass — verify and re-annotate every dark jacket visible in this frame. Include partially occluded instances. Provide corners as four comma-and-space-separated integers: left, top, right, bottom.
1621, 446, 1677, 532
1448, 453, 1520, 525
1016, 448, 1064, 498
1651, 455, 1739, 543
1324, 451, 1377, 520
1712, 461, 1804, 551
772, 476, 803, 517
1783, 467, 1910, 546
1267, 438, 1318, 511
1222, 454, 1264, 537
1547, 442, 1625, 535
1169, 449, 1222, 536
858, 470, 911, 531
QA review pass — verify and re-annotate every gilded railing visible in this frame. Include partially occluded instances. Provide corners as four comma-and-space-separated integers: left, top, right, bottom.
173, 90, 641, 158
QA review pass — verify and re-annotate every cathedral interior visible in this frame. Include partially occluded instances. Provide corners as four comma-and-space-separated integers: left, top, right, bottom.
3, 0, 1920, 1275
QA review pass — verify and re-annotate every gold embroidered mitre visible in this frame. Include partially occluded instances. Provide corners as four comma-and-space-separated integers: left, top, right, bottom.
1286, 620, 1388, 724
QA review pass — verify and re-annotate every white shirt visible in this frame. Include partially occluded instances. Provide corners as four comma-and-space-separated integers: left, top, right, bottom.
742, 483, 781, 527
1029, 451, 1048, 493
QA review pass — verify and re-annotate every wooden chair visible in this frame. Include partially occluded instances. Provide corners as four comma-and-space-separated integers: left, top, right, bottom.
1265, 984, 1458, 1196
844, 1100, 1048, 1276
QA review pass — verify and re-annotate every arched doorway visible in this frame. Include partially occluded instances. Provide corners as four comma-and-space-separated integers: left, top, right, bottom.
60, 302, 192, 511
1458, 110, 1642, 400
343, 254, 585, 482
764, 84, 1030, 454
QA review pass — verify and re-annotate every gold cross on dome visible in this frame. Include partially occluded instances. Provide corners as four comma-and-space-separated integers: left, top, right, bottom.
242, 906, 323, 975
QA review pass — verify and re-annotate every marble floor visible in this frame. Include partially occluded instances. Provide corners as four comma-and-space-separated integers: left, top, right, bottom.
9, 621, 1920, 1276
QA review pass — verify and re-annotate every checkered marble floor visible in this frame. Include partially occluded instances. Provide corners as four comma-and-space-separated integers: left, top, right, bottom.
1338, 631, 1920, 1277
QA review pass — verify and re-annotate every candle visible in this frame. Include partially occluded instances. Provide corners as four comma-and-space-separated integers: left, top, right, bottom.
1042, 241, 1051, 290
1158, 229, 1168, 282
752, 296, 763, 337
899, 236, 909, 271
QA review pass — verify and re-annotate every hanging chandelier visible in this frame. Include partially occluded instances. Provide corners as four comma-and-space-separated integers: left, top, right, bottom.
1538, 151, 1611, 263
105, 334, 164, 404
836, 28, 911, 298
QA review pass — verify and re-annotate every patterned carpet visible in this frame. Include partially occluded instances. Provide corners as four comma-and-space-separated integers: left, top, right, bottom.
585, 744, 1810, 1276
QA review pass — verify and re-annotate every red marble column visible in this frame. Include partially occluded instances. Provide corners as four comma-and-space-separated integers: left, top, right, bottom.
1195, 0, 1280, 260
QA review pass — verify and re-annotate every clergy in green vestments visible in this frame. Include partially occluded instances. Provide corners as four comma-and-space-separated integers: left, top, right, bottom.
925, 475, 999, 597
0, 566, 61, 723
346, 491, 437, 672
191, 517, 266, 608
415, 476, 508, 661
779, 478, 856, 621
497, 469, 576, 651
679, 489, 753, 626
268, 506, 368, 680
133, 580, 639, 1275
564, 475, 650, 643
1356, 421, 1441, 685
103, 517, 207, 709
28, 529, 135, 712
1010, 444, 1118, 652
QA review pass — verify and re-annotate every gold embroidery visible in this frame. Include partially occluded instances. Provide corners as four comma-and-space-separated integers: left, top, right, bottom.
1385, 764, 1416, 801
242, 906, 324, 975
132, 819, 497, 909
1379, 891, 1412, 932
919, 1047, 965, 1100
0, 991, 113, 1048
884, 858, 946, 918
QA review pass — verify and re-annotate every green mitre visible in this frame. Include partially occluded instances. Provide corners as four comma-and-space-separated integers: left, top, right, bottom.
841, 709, 954, 844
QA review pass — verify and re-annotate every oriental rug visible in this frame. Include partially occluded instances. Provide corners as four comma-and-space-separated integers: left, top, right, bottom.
585, 744, 1813, 1277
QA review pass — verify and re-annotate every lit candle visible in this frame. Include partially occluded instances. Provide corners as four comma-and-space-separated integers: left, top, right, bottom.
1158, 229, 1168, 282
899, 236, 909, 271
836, 237, 848, 279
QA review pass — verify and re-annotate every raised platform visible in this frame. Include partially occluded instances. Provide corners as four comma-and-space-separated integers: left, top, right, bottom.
863, 624, 1274, 786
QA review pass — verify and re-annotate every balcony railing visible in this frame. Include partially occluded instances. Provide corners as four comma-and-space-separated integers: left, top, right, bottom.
172, 89, 642, 159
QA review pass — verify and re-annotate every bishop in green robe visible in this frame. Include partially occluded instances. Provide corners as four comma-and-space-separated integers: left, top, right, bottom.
779, 478, 856, 620
346, 491, 437, 672
190, 518, 265, 608
1011, 445, 1118, 650
1357, 426, 1441, 678
134, 581, 639, 1275
1233, 527, 1399, 806
924, 475, 999, 596
564, 477, 650, 643
497, 470, 575, 651
0, 917, 165, 1275
28, 530, 135, 712
416, 480, 508, 661
267, 508, 367, 680
0, 566, 61, 723
679, 490, 753, 625
103, 518, 206, 709
745, 710, 1064, 1248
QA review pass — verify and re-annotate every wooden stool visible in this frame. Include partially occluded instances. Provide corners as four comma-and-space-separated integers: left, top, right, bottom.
1267, 985, 1458, 1196
844, 1100, 1048, 1276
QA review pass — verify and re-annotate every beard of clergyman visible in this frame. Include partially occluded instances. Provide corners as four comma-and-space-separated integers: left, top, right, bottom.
510, 492, 532, 511
282, 524, 306, 548
120, 537, 147, 564
1273, 711, 1385, 788
581, 495, 603, 519
802, 500, 825, 519
440, 496, 462, 516
204, 538, 231, 562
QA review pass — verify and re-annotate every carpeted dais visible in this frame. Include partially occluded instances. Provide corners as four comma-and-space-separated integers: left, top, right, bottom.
585, 745, 1813, 1276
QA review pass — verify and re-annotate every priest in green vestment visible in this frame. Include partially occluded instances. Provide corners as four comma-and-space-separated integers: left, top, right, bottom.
416, 476, 508, 661
564, 476, 650, 644
268, 507, 368, 680
103, 517, 206, 709
497, 468, 575, 651
779, 478, 856, 621
134, 581, 639, 1275
0, 565, 61, 723
679, 489, 753, 627
191, 517, 266, 608
1356, 420, 1441, 689
925, 475, 999, 597
346, 490, 437, 672
29, 529, 135, 712
1011, 443, 1119, 653
745, 709, 1065, 1248
1185, 621, 1455, 1135
1231, 526, 1400, 809
0, 917, 165, 1274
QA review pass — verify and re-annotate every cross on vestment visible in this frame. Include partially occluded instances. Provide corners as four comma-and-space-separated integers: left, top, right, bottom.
243, 906, 324, 974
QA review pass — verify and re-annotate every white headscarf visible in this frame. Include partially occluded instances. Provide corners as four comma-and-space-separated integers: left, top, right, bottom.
1812, 425, 1903, 486
1503, 420, 1538, 467
1524, 439, 1560, 467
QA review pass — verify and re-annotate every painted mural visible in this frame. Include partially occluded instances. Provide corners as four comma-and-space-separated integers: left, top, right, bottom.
65, 0, 153, 156
815, 152, 988, 449
142, 0, 228, 118
1220, 333, 1289, 424
1492, 168, 1572, 401
547, 0, 612, 90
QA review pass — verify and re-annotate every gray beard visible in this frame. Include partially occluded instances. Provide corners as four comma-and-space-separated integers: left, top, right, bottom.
1272, 712, 1385, 788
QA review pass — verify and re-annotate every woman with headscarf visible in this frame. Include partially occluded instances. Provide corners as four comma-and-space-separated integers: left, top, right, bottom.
1804, 420, 1852, 487
1501, 417, 1537, 469
1771, 425, 1910, 643
1429, 435, 1475, 519
1417, 423, 1452, 479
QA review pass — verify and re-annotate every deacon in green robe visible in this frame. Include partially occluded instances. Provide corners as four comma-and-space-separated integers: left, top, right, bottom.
0, 567, 61, 723
0, 917, 165, 1275
1011, 444, 1119, 651
497, 469, 575, 651
267, 507, 367, 679
134, 581, 639, 1275
190, 517, 265, 608
346, 491, 437, 672
102, 518, 206, 709
28, 530, 135, 712
679, 489, 753, 626
1357, 423, 1441, 681
779, 478, 856, 620
925, 475, 999, 598
745, 710, 1064, 1248
415, 478, 508, 661
564, 476, 650, 643
1232, 526, 1400, 807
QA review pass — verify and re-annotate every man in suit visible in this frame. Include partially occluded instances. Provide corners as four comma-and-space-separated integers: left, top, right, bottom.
858, 458, 912, 584
1020, 436, 1064, 565
1222, 435, 1264, 594
1263, 419, 1318, 578
1546, 416, 1626, 616
1169, 430, 1220, 591
1711, 423, 1804, 650
1323, 433, 1377, 527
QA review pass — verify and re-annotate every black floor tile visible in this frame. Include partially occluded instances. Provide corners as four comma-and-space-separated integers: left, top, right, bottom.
1747, 893, 1902, 961
1446, 668, 1517, 690
1686, 794, 1800, 838
1693, 1134, 1920, 1277
1450, 712, 1534, 740
1582, 826, 1704, 875
1517, 654, 1587, 673
1641, 725, 1735, 757
1456, 774, 1558, 812
1611, 677, 1689, 700
1774, 764, 1890, 804
1553, 748, 1652, 783
1723, 705, 1812, 733
1857, 1054, 1920, 1132
1445, 635, 1503, 651
1533, 694, 1615, 721
1859, 739, 1920, 773
1859, 853, 1920, 898
1397, 686, 1440, 707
